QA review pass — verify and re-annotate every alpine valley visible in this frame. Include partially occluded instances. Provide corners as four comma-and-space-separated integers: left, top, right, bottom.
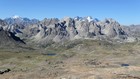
0, 16, 140, 79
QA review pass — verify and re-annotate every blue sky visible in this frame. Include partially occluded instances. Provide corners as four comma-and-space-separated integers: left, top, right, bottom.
0, 0, 140, 25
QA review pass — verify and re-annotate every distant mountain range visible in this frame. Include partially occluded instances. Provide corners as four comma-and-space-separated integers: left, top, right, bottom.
0, 16, 139, 47
4, 16, 39, 25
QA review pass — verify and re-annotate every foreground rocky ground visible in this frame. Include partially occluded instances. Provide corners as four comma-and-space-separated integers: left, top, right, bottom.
0, 40, 140, 79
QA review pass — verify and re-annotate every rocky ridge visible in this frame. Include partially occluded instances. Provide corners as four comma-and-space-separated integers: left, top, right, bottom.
0, 28, 25, 48
0, 16, 138, 46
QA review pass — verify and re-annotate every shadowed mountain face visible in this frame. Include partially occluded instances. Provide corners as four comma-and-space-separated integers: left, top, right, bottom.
0, 16, 139, 46
0, 28, 25, 48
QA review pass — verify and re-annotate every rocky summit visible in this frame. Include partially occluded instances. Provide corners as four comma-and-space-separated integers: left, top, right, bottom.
0, 16, 139, 46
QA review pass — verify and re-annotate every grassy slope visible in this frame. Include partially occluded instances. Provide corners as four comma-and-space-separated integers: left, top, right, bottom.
0, 40, 140, 79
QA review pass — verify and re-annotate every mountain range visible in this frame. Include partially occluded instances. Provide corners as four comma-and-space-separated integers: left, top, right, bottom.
0, 16, 139, 47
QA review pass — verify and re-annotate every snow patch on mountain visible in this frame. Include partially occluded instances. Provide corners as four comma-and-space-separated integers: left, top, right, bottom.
12, 15, 21, 19
86, 16, 93, 22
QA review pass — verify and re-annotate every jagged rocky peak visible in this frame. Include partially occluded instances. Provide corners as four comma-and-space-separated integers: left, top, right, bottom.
97, 18, 127, 38
4, 16, 39, 25
24, 17, 127, 40
0, 16, 134, 45
61, 17, 74, 27
84, 16, 94, 22
40, 18, 59, 26
12, 15, 21, 19
103, 18, 116, 23
74, 16, 99, 22
0, 19, 7, 26
74, 16, 82, 21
